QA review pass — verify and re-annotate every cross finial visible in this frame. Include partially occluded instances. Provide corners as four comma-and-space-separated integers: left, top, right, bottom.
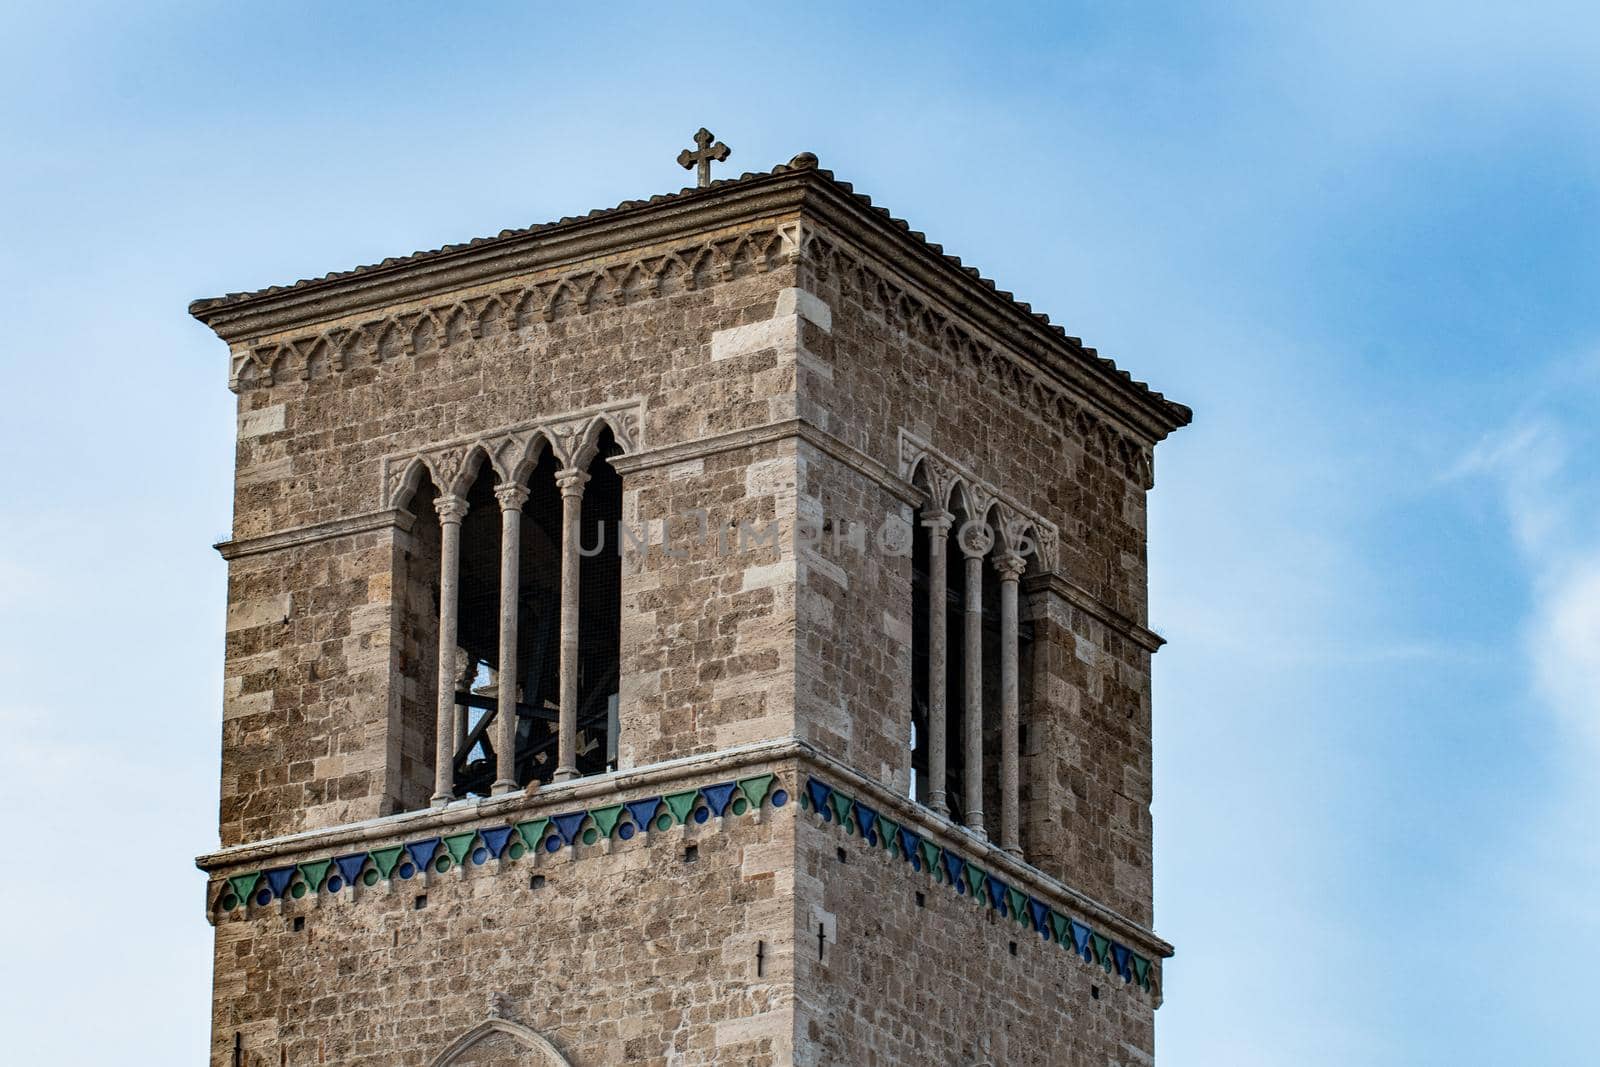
677, 127, 731, 188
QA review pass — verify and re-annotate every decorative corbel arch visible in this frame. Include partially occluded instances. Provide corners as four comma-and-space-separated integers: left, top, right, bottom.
950, 478, 994, 526
504, 427, 558, 486
907, 454, 955, 516
996, 509, 1055, 573
426, 445, 474, 497
428, 1019, 573, 1067
386, 455, 434, 514
553, 411, 639, 472
462, 441, 509, 486
379, 400, 647, 508
898, 430, 1060, 574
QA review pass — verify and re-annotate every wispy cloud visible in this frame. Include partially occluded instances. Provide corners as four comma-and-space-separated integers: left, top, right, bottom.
1443, 361, 1600, 950
1449, 400, 1600, 731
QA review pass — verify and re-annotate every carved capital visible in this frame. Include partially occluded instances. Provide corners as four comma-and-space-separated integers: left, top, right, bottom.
993, 551, 1027, 581
555, 469, 589, 498
434, 493, 469, 525
957, 520, 994, 558
494, 483, 530, 511
921, 509, 955, 537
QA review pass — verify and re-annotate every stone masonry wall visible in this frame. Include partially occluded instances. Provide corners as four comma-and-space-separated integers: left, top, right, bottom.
616, 436, 797, 769
208, 762, 800, 1066
792, 221, 1159, 920
221, 527, 403, 842
792, 793, 1157, 1067
792, 442, 917, 794
202, 179, 1178, 1065
219, 225, 811, 846
1022, 591, 1156, 925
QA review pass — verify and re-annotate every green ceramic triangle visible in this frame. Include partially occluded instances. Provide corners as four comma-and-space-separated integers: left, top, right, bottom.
1051, 911, 1071, 944
828, 791, 855, 830
589, 804, 624, 838
1007, 887, 1027, 922
736, 775, 775, 808
919, 840, 941, 876
443, 833, 476, 865
1132, 955, 1151, 989
1091, 933, 1111, 967
370, 847, 403, 878
664, 790, 700, 825
877, 816, 900, 853
227, 872, 260, 903
964, 862, 985, 899
516, 818, 551, 850
298, 860, 331, 891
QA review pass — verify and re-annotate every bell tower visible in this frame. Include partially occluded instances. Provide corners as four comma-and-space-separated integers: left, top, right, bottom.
193, 136, 1189, 1065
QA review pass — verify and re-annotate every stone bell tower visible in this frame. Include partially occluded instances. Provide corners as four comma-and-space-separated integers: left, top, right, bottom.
192, 134, 1189, 1066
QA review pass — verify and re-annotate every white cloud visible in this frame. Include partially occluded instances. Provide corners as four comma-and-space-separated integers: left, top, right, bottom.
1443, 365, 1600, 958
1450, 408, 1600, 730
1532, 559, 1600, 751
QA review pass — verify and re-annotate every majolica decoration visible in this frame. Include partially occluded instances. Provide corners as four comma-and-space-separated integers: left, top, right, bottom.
214, 775, 788, 914
801, 776, 1156, 994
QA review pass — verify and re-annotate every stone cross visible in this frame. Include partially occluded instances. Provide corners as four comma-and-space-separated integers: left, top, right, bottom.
677, 128, 731, 188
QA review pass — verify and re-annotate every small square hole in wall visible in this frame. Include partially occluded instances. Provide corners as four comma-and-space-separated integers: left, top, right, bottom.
915, 892, 926, 908
1008, 940, 1018, 957
291, 916, 305, 933
530, 874, 546, 890
684, 845, 699, 863
1091, 985, 1101, 1000
836, 847, 848, 864
413, 895, 427, 910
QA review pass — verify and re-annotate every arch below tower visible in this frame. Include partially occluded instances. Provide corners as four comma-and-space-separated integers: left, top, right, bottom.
428, 1019, 573, 1067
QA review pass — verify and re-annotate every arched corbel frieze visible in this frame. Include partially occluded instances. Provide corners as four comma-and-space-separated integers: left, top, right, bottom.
380, 400, 646, 510
898, 431, 1060, 576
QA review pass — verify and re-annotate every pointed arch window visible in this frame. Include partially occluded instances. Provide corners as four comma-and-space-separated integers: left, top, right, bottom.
903, 442, 1045, 863
388, 410, 634, 810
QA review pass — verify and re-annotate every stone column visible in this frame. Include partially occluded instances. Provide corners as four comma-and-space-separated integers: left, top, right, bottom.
995, 551, 1027, 858
959, 521, 993, 837
491, 483, 529, 795
553, 468, 589, 782
923, 510, 954, 816
431, 493, 469, 807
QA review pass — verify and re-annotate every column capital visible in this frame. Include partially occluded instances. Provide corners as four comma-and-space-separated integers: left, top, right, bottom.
434, 493, 469, 524
494, 482, 530, 511
554, 468, 590, 497
921, 509, 955, 536
993, 551, 1027, 581
957, 520, 994, 559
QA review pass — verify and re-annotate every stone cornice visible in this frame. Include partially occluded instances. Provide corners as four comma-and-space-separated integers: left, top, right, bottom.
193, 736, 1173, 962
217, 418, 914, 565
189, 171, 813, 345
188, 161, 1188, 442
214, 507, 415, 561
195, 737, 800, 873
802, 747, 1174, 962
609, 417, 920, 507
1023, 571, 1166, 653
794, 184, 1188, 444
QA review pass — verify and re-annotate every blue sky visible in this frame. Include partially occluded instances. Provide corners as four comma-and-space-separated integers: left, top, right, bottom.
1, 3, 1595, 1063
